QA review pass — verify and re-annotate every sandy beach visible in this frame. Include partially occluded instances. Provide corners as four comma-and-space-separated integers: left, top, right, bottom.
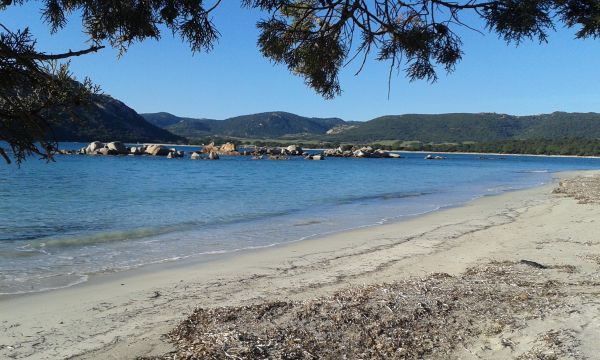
2, 170, 600, 359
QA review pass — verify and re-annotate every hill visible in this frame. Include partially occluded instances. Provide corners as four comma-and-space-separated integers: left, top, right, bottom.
142, 111, 600, 144
329, 112, 600, 143
49, 95, 186, 143
141, 111, 346, 139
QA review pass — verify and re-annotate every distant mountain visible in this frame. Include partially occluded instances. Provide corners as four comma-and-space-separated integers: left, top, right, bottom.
328, 112, 600, 143
141, 110, 600, 144
50, 95, 186, 143
141, 111, 346, 139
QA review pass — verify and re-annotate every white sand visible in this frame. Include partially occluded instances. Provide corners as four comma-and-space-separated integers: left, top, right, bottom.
1, 171, 599, 359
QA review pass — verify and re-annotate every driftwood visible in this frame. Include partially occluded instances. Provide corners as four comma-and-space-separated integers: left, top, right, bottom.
520, 259, 547, 269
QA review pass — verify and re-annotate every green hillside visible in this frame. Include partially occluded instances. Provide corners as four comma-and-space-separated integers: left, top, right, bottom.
143, 111, 600, 144
330, 112, 600, 143
142, 111, 346, 139
50, 95, 186, 143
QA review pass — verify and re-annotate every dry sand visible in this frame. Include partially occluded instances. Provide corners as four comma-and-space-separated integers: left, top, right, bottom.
1, 171, 599, 359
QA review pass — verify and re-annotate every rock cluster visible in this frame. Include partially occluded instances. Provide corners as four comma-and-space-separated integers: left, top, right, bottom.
76, 141, 185, 158
190, 151, 219, 160
323, 146, 402, 158
425, 154, 445, 160
201, 142, 239, 156
252, 145, 304, 157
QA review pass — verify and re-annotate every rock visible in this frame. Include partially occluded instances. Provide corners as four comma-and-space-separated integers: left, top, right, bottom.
96, 148, 110, 156
106, 141, 127, 154
304, 153, 325, 160
354, 150, 369, 158
219, 142, 237, 153
129, 146, 144, 155
373, 149, 390, 158
201, 142, 218, 154
145, 144, 170, 156
85, 141, 104, 154
286, 145, 303, 156
208, 151, 219, 160
190, 152, 202, 160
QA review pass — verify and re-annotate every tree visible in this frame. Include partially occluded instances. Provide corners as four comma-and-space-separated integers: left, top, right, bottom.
1, 0, 599, 164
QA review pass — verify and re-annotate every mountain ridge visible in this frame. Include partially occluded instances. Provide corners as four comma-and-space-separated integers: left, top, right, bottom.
142, 110, 600, 143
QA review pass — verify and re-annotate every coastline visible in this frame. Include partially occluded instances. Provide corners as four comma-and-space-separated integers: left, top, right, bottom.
303, 148, 600, 159
2, 170, 599, 359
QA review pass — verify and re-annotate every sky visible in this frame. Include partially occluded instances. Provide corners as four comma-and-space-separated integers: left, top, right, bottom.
2, 2, 600, 121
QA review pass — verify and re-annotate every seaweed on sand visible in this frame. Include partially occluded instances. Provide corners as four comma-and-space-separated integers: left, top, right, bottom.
553, 174, 600, 204
147, 262, 568, 359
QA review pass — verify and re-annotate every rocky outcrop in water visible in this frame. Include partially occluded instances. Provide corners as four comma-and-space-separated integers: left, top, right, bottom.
250, 145, 304, 157
201, 142, 239, 156
323, 146, 402, 159
425, 154, 445, 160
74, 141, 185, 158
305, 154, 325, 160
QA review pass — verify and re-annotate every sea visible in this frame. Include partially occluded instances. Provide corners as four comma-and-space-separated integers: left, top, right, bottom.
1, 142, 599, 295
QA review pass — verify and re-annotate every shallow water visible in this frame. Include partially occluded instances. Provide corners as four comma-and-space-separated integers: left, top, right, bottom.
1, 143, 599, 294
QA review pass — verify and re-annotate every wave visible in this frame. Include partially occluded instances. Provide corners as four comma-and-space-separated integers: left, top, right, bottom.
514, 169, 549, 173
11, 192, 435, 250
16, 208, 310, 250
335, 191, 432, 205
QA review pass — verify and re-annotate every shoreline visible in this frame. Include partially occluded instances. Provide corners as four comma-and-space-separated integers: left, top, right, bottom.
62, 141, 600, 159
1, 170, 599, 359
0, 169, 547, 299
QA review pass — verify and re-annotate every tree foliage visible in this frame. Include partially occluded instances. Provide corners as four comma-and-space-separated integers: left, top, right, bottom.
1, 0, 600, 163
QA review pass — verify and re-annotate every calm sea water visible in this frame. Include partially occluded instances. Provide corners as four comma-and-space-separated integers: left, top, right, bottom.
1, 142, 599, 295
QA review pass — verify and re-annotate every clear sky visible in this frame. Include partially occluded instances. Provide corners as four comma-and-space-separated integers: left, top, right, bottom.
2, 2, 599, 121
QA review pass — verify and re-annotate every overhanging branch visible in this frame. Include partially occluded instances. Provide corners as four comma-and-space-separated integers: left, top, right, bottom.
22, 45, 105, 60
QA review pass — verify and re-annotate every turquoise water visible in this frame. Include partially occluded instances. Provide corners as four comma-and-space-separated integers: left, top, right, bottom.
1, 143, 599, 294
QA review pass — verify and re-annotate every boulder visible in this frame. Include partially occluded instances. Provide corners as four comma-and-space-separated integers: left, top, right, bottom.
96, 148, 110, 156
208, 151, 219, 160
190, 152, 202, 160
304, 153, 325, 160
85, 141, 104, 154
129, 146, 144, 155
371, 149, 390, 158
201, 142, 218, 154
106, 141, 127, 154
286, 145, 303, 156
220, 142, 237, 153
145, 144, 170, 156
354, 150, 369, 158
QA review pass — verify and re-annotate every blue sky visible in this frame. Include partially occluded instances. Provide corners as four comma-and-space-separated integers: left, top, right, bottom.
2, 2, 599, 121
